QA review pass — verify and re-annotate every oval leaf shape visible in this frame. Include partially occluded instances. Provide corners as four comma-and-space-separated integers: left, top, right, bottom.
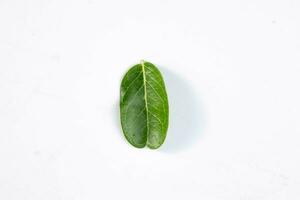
120, 61, 169, 149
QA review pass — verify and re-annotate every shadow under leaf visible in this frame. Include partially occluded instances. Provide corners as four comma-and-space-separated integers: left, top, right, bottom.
159, 67, 205, 153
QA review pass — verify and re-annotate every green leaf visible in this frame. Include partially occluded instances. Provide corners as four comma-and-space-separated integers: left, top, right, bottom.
120, 60, 169, 149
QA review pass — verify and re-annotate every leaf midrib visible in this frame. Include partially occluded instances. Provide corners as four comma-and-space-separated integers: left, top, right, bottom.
141, 60, 150, 141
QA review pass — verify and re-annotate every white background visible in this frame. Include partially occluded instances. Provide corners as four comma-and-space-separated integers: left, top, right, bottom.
0, 0, 300, 199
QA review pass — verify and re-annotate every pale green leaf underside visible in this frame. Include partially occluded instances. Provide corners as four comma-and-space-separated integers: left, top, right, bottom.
120, 61, 169, 149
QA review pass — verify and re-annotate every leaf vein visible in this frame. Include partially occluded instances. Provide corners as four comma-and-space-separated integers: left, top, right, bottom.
145, 81, 166, 124
148, 111, 164, 130
124, 85, 144, 127
122, 72, 143, 97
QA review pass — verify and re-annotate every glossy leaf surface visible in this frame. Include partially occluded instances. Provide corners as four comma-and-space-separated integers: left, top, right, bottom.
120, 61, 169, 149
